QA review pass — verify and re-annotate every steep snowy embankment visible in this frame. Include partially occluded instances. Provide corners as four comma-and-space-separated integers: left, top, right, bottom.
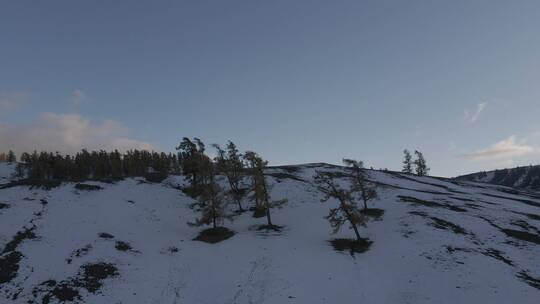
0, 163, 539, 303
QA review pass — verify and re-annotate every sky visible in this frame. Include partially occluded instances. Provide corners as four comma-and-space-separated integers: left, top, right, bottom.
1, 0, 540, 177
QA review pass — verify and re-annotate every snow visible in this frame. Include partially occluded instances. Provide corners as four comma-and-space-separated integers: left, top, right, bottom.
0, 162, 16, 185
1, 165, 539, 303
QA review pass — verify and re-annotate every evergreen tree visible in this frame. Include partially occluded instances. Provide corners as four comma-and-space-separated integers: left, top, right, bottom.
402, 149, 413, 173
213, 141, 246, 212
343, 159, 378, 210
414, 150, 430, 176
7, 150, 16, 163
244, 151, 286, 229
176, 137, 207, 193
188, 157, 226, 229
314, 170, 366, 241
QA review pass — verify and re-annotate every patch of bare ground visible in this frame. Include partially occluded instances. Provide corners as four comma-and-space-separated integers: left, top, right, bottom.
193, 227, 235, 244
98, 232, 114, 239
409, 211, 469, 235
74, 183, 103, 191
517, 271, 540, 290
360, 208, 385, 220
0, 202, 9, 209
398, 195, 467, 213
33, 262, 119, 303
0, 252, 22, 284
66, 244, 92, 264
115, 241, 139, 253
445, 246, 514, 266
329, 238, 372, 256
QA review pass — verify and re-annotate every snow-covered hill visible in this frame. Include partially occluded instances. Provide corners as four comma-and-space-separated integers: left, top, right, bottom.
457, 165, 540, 191
1, 163, 539, 303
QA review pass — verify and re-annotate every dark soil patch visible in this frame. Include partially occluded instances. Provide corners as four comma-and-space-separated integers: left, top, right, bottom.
329, 238, 372, 256
500, 228, 540, 245
40, 281, 81, 304
256, 224, 284, 232
511, 220, 540, 234
449, 196, 475, 202
167, 246, 179, 253
0, 251, 22, 284
409, 212, 469, 235
508, 210, 540, 221
481, 248, 514, 266
445, 246, 473, 254
360, 208, 385, 220
445, 246, 514, 266
0, 202, 9, 209
98, 232, 114, 239
33, 262, 119, 303
75, 183, 103, 191
127, 200, 135, 204
398, 195, 467, 213
429, 217, 468, 235
481, 192, 540, 208
144, 172, 168, 183
2, 226, 36, 254
464, 203, 483, 210
79, 262, 119, 293
266, 172, 305, 182
193, 227, 235, 244
115, 241, 136, 252
517, 271, 540, 290
40, 199, 48, 206
0, 179, 62, 190
66, 244, 92, 264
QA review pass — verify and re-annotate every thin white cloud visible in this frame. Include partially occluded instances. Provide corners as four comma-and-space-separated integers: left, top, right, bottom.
0, 112, 155, 155
463, 135, 540, 161
464, 102, 488, 123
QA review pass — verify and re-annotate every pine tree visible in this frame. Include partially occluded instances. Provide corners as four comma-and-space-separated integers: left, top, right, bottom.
188, 158, 226, 229
314, 170, 366, 241
244, 151, 286, 229
414, 150, 430, 176
176, 137, 207, 194
402, 149, 412, 174
213, 141, 246, 213
7, 150, 16, 163
342, 159, 378, 210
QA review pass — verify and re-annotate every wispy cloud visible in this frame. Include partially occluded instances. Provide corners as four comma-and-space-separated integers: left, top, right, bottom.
464, 102, 488, 123
0, 112, 155, 154
463, 135, 540, 161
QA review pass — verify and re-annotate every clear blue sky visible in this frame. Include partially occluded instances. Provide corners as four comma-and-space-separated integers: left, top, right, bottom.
1, 0, 540, 177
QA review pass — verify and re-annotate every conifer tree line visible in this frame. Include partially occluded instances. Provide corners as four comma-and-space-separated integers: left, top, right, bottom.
9, 149, 181, 180
402, 149, 430, 176
0, 150, 17, 163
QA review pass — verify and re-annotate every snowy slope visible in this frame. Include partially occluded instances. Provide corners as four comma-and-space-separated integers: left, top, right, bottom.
0, 162, 16, 186
1, 164, 539, 304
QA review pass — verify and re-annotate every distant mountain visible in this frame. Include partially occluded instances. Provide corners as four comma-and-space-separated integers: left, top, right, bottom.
457, 165, 540, 191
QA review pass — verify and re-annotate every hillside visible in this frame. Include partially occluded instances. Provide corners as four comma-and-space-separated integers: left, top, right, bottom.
457, 165, 540, 191
0, 163, 539, 304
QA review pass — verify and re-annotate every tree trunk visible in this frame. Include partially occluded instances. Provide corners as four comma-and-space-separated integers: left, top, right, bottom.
265, 205, 273, 228
350, 222, 361, 242
236, 194, 244, 212
341, 201, 362, 241
363, 199, 368, 211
